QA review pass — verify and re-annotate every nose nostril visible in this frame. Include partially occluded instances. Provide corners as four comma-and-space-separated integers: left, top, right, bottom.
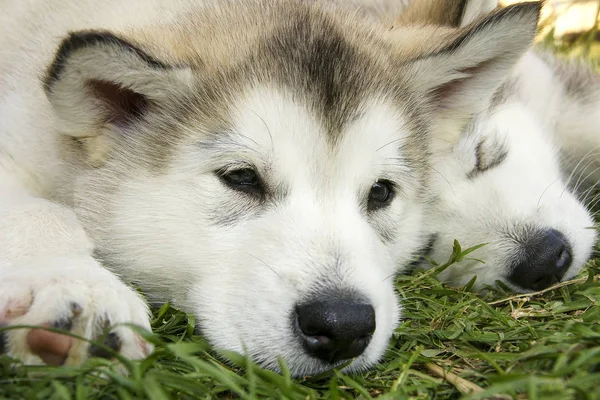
304, 335, 331, 347
556, 248, 572, 271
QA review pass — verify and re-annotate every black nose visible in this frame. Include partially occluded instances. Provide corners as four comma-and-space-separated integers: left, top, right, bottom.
294, 300, 376, 364
508, 229, 573, 291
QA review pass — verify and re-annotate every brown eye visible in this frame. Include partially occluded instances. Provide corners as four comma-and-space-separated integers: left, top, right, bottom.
223, 168, 258, 186
368, 180, 395, 211
218, 168, 263, 196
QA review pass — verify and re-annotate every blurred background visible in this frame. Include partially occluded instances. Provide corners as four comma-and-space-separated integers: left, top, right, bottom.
502, 0, 600, 63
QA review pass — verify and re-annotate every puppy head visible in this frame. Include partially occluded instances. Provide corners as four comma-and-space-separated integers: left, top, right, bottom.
423, 77, 596, 292
394, 0, 596, 292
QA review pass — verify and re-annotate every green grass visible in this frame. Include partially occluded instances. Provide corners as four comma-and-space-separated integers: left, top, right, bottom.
1, 241, 599, 400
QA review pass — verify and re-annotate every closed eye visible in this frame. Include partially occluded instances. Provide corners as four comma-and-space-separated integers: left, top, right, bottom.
467, 137, 508, 179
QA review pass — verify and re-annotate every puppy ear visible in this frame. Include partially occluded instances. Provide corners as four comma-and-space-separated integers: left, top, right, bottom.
44, 31, 193, 139
404, 2, 540, 126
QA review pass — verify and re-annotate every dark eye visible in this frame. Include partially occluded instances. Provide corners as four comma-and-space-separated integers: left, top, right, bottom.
368, 180, 395, 211
218, 168, 263, 196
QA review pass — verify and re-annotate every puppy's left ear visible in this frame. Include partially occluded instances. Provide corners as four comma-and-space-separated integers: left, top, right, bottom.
43, 31, 193, 139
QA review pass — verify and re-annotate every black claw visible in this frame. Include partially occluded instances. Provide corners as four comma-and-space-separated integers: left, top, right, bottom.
90, 332, 122, 359
50, 302, 82, 332
70, 302, 83, 316
51, 317, 74, 332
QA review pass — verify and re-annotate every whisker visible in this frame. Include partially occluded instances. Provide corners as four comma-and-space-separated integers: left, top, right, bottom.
249, 109, 274, 151
576, 179, 600, 203
382, 272, 397, 283
586, 192, 600, 212
573, 164, 600, 197
567, 148, 600, 193
376, 138, 405, 153
429, 166, 455, 196
536, 178, 560, 210
584, 189, 600, 210
246, 253, 281, 278
562, 145, 600, 194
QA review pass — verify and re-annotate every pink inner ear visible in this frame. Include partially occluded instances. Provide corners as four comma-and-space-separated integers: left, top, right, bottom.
430, 60, 494, 108
87, 79, 148, 127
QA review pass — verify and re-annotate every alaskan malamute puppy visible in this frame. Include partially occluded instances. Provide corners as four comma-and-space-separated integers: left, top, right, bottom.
395, 0, 598, 293
0, 0, 539, 375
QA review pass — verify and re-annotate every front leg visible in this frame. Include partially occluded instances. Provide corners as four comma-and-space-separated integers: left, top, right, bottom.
0, 187, 152, 367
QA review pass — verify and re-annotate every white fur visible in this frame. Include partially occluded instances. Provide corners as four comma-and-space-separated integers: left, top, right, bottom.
515, 52, 600, 190
0, 179, 152, 365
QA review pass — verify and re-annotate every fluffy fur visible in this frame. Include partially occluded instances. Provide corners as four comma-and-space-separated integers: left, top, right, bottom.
0, 0, 539, 375
394, 0, 598, 292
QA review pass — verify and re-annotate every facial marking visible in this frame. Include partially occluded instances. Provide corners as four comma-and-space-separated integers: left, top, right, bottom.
467, 133, 509, 179
203, 88, 419, 220
256, 13, 379, 140
457, 111, 510, 180
335, 100, 418, 197
334, 100, 419, 241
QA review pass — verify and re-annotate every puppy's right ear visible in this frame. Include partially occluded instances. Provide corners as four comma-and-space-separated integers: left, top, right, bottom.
44, 31, 194, 139
400, 2, 541, 135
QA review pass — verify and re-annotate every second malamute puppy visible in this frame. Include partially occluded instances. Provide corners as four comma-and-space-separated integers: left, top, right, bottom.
394, 0, 598, 292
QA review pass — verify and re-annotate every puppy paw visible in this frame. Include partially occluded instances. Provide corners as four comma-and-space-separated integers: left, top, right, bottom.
0, 256, 153, 367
